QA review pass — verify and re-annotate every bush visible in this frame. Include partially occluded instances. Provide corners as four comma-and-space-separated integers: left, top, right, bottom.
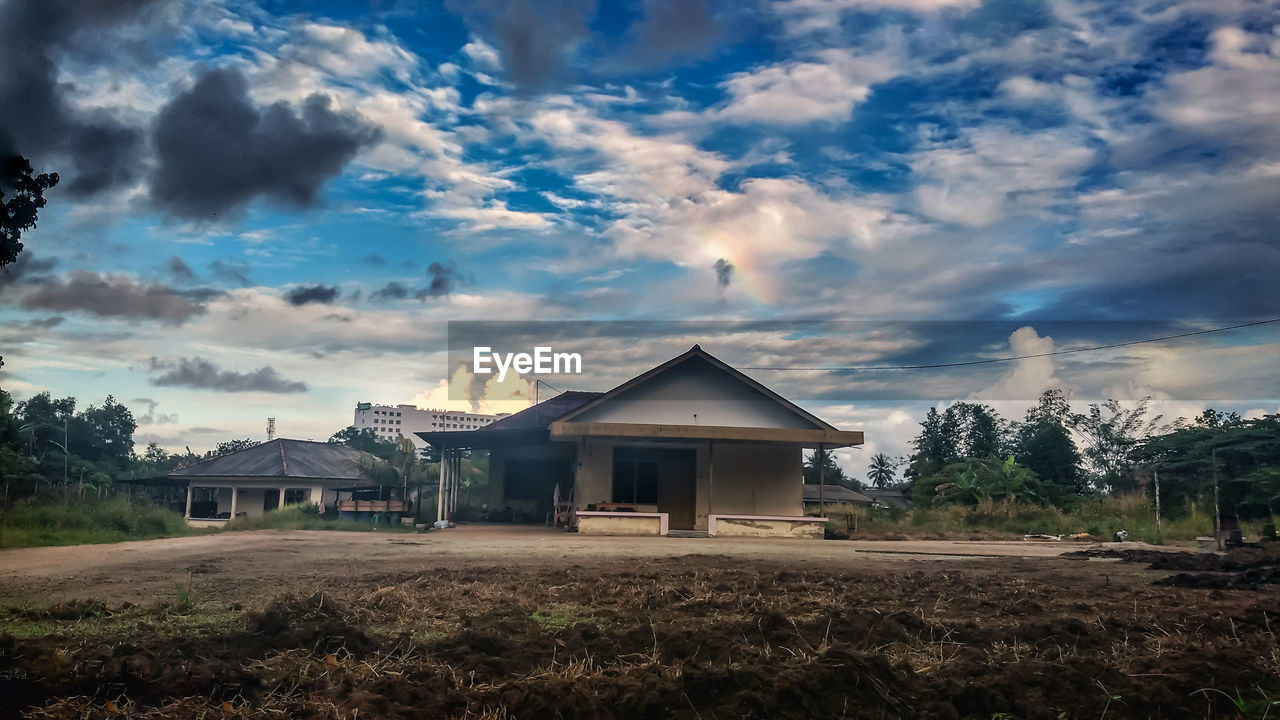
835, 494, 1271, 544
223, 503, 413, 533
0, 496, 196, 548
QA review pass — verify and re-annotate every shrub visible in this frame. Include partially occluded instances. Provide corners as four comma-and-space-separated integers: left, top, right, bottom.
0, 496, 196, 548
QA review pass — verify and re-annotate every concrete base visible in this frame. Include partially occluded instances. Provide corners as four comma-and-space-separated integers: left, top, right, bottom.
576, 511, 669, 536
185, 518, 229, 529
708, 514, 826, 539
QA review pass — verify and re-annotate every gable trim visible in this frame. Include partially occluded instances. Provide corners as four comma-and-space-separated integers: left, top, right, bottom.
554, 345, 838, 431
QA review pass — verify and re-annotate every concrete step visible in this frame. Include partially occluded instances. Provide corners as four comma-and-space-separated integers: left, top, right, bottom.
667, 530, 711, 539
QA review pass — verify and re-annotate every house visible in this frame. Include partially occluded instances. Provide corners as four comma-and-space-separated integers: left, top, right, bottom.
420, 345, 863, 538
802, 484, 873, 506
165, 438, 373, 527
862, 488, 910, 509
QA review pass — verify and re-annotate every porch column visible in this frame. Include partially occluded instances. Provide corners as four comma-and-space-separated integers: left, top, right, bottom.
184, 483, 193, 519
436, 445, 448, 523
279, 487, 286, 509
229, 486, 238, 520
817, 444, 825, 516
707, 440, 715, 518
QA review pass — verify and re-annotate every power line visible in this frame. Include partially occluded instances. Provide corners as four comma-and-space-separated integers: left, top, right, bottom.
737, 318, 1280, 372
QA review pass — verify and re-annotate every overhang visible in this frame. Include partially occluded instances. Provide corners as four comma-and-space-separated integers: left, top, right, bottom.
416, 426, 551, 450
550, 421, 864, 448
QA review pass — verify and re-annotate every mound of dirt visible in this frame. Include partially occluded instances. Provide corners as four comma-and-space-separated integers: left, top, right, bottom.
1069, 546, 1280, 590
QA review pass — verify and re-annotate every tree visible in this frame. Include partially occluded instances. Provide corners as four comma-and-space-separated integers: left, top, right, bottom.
1014, 390, 1085, 501
329, 425, 399, 460
212, 438, 259, 457
908, 407, 958, 480
1069, 397, 1180, 492
1, 153, 60, 268
930, 455, 1040, 506
803, 448, 859, 489
866, 453, 901, 489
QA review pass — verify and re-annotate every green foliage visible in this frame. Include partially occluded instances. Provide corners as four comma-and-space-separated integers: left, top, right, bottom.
803, 448, 858, 489
0, 496, 198, 548
223, 503, 413, 533
866, 453, 902, 489
928, 455, 1041, 506
212, 438, 259, 457
848, 493, 1258, 543
1, 153, 60, 268
1068, 397, 1179, 492
329, 425, 401, 460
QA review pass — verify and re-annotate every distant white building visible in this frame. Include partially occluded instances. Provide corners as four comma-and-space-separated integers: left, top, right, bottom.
353, 403, 504, 449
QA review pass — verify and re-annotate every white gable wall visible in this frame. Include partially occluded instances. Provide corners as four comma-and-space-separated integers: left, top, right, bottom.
571, 358, 819, 429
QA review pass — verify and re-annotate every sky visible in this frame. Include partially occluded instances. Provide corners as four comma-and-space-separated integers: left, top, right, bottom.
1, 0, 1277, 478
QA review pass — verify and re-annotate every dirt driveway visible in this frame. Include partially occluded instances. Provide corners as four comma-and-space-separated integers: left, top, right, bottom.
0, 525, 1099, 606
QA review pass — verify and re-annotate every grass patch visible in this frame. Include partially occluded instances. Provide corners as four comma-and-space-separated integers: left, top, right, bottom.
0, 496, 202, 549
530, 606, 590, 630
823, 494, 1271, 544
2, 594, 242, 642
222, 503, 416, 533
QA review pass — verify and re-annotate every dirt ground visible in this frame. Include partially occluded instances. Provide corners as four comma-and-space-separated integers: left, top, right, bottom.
1, 526, 1278, 719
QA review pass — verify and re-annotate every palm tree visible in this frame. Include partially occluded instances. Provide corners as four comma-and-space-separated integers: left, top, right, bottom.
866, 453, 898, 489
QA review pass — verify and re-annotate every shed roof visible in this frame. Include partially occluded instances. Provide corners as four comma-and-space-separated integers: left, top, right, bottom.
167, 438, 367, 480
802, 484, 873, 504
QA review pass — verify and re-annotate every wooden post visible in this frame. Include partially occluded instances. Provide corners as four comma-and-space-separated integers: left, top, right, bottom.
818, 447, 827, 513
184, 483, 193, 519
436, 446, 447, 523
1212, 448, 1222, 551
1153, 469, 1162, 544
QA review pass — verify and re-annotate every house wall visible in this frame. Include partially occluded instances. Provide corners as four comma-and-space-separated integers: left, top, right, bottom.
574, 438, 801, 530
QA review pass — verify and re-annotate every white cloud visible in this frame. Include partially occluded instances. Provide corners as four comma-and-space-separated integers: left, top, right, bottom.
716, 48, 902, 126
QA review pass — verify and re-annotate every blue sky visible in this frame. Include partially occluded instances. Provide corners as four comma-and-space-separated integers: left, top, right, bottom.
1, 0, 1277, 474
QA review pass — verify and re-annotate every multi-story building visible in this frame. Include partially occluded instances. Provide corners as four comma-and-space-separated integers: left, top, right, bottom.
353, 403, 504, 449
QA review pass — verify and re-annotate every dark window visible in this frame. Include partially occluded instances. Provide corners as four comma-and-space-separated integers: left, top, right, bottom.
612, 447, 659, 504
284, 489, 309, 505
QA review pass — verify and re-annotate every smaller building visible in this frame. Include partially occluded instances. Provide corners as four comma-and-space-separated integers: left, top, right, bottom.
353, 402, 503, 449
802, 484, 873, 506
167, 438, 373, 527
862, 488, 910, 508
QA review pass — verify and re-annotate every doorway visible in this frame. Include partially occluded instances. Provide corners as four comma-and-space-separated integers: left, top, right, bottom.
613, 446, 697, 530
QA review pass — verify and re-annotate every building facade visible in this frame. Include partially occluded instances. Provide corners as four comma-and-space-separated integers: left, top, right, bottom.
353, 402, 503, 449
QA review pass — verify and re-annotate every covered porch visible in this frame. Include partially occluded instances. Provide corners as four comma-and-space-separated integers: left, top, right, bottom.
183, 480, 328, 527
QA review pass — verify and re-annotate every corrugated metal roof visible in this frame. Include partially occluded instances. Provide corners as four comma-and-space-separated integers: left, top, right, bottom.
802, 484, 873, 504
479, 391, 603, 431
167, 438, 366, 480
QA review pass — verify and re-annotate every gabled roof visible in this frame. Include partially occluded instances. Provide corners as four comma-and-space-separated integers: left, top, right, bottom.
480, 391, 603, 431
554, 345, 838, 430
802, 484, 873, 504
167, 438, 367, 480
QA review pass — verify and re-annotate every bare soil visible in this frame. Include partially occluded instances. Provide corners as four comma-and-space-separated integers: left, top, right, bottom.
1, 527, 1277, 719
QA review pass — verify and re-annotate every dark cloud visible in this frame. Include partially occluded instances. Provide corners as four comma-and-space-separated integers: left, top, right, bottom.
0, 253, 58, 287
131, 397, 178, 425
149, 357, 308, 393
419, 261, 463, 299
450, 0, 597, 91
617, 0, 723, 69
16, 271, 220, 324
149, 67, 380, 219
713, 258, 734, 291
23, 316, 65, 329
285, 284, 340, 305
208, 259, 251, 286
0, 0, 164, 195
167, 256, 196, 283
363, 253, 388, 265
371, 281, 410, 301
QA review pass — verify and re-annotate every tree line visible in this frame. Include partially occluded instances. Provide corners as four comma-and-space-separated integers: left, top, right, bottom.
901, 390, 1279, 519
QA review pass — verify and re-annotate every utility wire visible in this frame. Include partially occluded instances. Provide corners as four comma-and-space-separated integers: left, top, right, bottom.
737, 318, 1280, 372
